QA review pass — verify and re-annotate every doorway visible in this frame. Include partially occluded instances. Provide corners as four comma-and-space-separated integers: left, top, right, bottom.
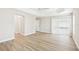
15, 14, 24, 35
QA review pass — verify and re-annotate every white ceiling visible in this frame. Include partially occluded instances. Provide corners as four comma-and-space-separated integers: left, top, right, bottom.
15, 8, 73, 17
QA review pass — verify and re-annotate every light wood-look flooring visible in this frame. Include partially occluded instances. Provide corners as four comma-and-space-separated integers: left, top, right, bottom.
0, 32, 78, 51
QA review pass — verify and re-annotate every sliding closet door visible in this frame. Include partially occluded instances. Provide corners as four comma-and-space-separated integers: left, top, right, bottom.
52, 15, 72, 36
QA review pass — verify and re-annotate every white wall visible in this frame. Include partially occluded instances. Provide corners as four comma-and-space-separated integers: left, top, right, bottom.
73, 9, 79, 49
0, 8, 37, 42
0, 9, 15, 42
39, 17, 51, 33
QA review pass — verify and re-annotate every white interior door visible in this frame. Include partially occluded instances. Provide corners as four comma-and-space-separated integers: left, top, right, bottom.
15, 15, 24, 34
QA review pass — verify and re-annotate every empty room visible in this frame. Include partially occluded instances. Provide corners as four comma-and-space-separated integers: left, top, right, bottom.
0, 8, 79, 51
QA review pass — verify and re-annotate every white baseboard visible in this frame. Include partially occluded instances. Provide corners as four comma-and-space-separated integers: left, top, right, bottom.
24, 32, 36, 36
0, 37, 15, 43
